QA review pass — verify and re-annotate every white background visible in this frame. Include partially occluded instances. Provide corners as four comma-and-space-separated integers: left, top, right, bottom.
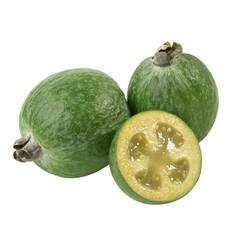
1, 0, 239, 239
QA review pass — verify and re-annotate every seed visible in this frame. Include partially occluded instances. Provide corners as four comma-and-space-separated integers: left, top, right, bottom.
167, 127, 172, 133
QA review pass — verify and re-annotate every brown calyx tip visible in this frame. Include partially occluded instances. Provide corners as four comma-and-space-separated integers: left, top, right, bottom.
153, 42, 183, 67
13, 136, 41, 163
13, 137, 30, 150
13, 149, 31, 162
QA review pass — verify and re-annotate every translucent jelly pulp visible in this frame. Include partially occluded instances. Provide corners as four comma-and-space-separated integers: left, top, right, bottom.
128, 122, 189, 190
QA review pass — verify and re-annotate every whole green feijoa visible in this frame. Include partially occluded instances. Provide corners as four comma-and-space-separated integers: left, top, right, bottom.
127, 42, 219, 141
13, 68, 131, 178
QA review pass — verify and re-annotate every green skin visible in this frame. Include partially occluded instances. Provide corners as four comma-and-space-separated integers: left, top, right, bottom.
18, 68, 131, 178
127, 53, 219, 142
109, 111, 202, 204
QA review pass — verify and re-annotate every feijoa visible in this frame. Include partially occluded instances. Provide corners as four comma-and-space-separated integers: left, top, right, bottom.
13, 68, 131, 178
109, 110, 201, 204
127, 42, 218, 141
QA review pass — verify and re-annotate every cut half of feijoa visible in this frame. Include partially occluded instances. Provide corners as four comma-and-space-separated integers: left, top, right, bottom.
109, 110, 202, 204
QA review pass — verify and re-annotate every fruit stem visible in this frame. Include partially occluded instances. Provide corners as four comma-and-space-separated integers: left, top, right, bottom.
153, 42, 183, 67
13, 137, 41, 162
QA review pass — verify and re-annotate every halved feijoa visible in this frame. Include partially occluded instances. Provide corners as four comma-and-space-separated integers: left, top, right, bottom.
109, 110, 201, 204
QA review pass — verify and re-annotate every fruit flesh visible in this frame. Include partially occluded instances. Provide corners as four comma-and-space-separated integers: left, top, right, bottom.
113, 111, 201, 203
129, 123, 189, 191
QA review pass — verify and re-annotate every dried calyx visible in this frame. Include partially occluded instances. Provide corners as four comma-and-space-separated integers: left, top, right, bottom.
13, 137, 41, 162
153, 42, 183, 67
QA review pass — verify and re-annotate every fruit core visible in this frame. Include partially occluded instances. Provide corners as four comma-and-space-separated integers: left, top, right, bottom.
128, 122, 189, 190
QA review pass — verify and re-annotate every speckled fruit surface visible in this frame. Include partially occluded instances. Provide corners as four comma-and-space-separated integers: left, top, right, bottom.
127, 43, 218, 141
14, 68, 131, 178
